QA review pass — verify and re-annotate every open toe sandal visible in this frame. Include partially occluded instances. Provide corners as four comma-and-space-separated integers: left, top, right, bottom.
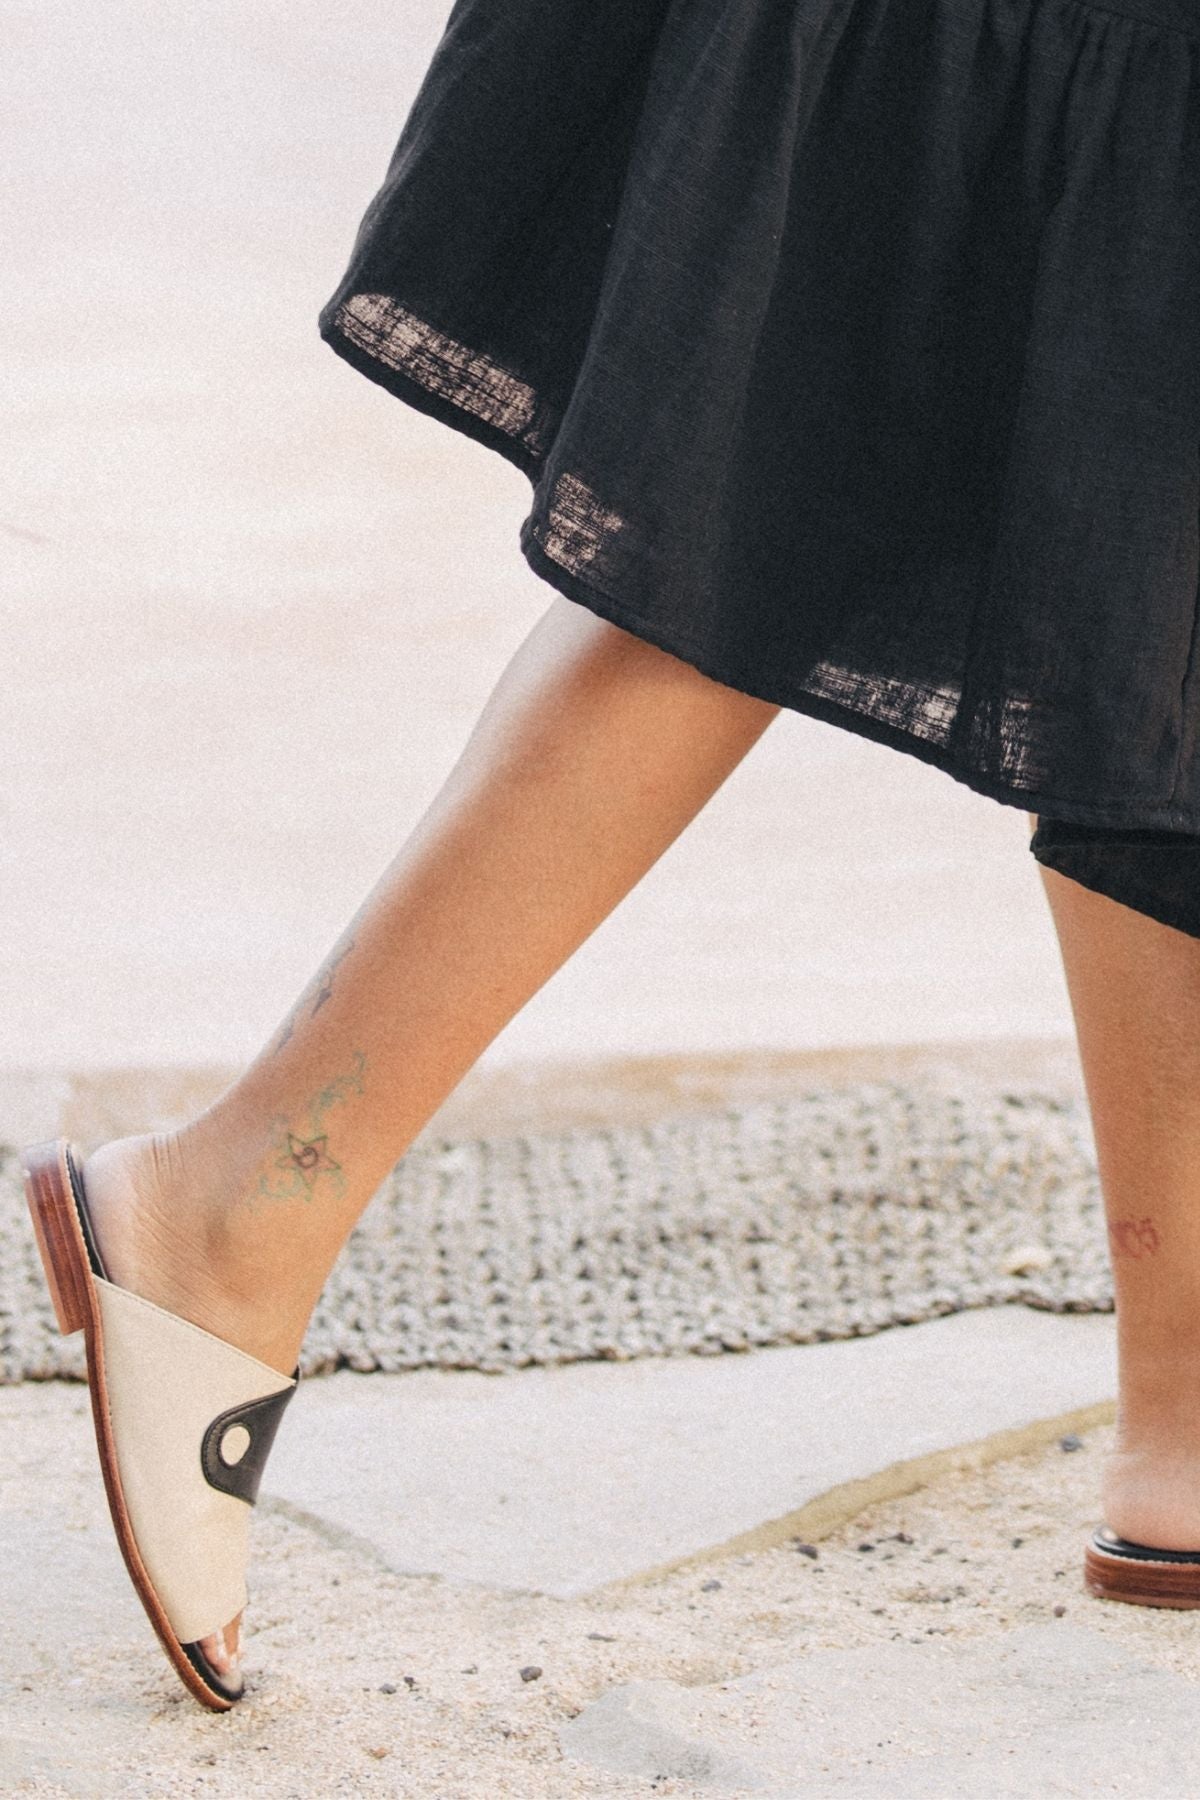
1085, 1525, 1200, 1609
21, 1137, 298, 1710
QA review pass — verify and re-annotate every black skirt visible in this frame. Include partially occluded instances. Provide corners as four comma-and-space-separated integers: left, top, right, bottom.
318, 0, 1200, 937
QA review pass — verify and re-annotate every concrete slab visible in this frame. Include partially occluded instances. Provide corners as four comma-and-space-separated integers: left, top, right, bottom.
559, 1622, 1200, 1797
3, 1387, 1191, 1799
0, 1384, 159, 1792
261, 1306, 1116, 1596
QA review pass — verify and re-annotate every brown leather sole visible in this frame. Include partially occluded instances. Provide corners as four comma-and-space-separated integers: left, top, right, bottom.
1085, 1525, 1200, 1609
22, 1137, 241, 1711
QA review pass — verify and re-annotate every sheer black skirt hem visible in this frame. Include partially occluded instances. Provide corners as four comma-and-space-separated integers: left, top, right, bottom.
319, 304, 1200, 937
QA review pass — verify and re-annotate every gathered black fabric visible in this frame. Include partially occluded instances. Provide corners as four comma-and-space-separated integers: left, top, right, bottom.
1028, 817, 1200, 935
318, 0, 1200, 935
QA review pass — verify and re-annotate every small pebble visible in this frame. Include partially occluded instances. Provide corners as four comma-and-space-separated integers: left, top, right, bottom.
586, 1633, 616, 1643
700, 1579, 722, 1591
1003, 1244, 1052, 1276
378, 1683, 397, 1695
892, 1532, 914, 1545
403, 1675, 418, 1689
460, 1665, 478, 1674
857, 1542, 875, 1553
366, 1747, 390, 1760
1053, 1604, 1067, 1617
792, 1542, 819, 1560
1060, 1434, 1084, 1453
1011, 1537, 1025, 1549
519, 1665, 543, 1683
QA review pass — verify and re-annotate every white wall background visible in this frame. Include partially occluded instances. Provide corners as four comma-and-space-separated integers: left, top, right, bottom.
1, 1, 1073, 1071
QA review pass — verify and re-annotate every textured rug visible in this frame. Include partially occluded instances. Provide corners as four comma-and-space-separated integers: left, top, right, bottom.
0, 1079, 1112, 1383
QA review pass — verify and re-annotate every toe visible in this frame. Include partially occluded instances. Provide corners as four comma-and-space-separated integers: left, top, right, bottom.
184, 1610, 245, 1701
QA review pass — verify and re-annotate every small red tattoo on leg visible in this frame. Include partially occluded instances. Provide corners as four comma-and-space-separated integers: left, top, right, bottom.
1108, 1216, 1161, 1259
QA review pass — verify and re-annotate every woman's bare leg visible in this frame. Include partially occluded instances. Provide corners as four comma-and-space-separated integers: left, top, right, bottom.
83, 596, 780, 1379
1028, 811, 1200, 1547
81, 590, 767, 1682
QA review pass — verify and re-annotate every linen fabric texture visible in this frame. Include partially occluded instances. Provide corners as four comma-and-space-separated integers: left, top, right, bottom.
318, 0, 1200, 935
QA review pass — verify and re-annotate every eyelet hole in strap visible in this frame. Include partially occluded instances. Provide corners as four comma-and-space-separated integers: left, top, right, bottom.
219, 1424, 252, 1467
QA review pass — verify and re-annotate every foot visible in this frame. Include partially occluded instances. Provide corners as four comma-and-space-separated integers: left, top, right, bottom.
1101, 1440, 1200, 1552
78, 1130, 306, 1687
79, 1131, 308, 1374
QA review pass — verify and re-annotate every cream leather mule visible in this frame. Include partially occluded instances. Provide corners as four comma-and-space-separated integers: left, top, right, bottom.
21, 1138, 297, 1710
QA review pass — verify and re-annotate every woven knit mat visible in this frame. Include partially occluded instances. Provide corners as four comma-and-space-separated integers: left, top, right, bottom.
0, 1080, 1113, 1383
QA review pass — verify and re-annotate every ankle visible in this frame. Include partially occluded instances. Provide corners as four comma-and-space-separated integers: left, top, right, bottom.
1115, 1355, 1200, 1444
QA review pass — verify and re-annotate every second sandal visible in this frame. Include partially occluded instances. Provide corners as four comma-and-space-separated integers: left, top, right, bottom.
1085, 1525, 1200, 1610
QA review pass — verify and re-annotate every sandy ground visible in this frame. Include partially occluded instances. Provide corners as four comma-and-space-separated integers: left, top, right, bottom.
11, 1412, 1189, 1799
